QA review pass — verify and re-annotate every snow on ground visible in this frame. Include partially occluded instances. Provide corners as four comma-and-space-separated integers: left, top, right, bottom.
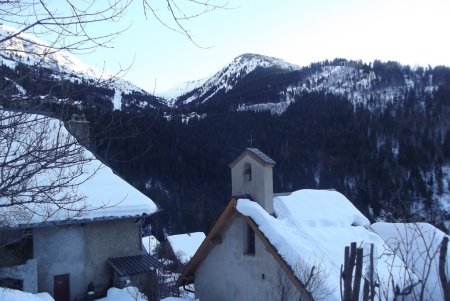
142, 235, 161, 255
161, 297, 196, 301
0, 54, 18, 69
236, 95, 294, 116
0, 288, 54, 301
372, 222, 449, 300
181, 112, 207, 124
236, 189, 414, 301
286, 65, 417, 110
0, 111, 158, 226
14, 83, 26, 95
113, 89, 122, 110
167, 232, 206, 263
95, 287, 147, 301
0, 285, 184, 301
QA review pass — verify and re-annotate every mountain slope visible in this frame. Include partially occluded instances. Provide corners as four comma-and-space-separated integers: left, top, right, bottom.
3, 27, 450, 238
165, 56, 443, 115
167, 53, 300, 108
0, 24, 165, 110
86, 58, 450, 236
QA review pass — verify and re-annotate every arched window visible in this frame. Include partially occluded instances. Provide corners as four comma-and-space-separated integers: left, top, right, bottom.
243, 163, 252, 181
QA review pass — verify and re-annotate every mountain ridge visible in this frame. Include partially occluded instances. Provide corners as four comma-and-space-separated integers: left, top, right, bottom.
0, 24, 165, 110
164, 56, 445, 115
1, 25, 448, 116
164, 53, 300, 107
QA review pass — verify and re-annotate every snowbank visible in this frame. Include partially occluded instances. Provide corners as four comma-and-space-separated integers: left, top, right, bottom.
0, 288, 54, 301
372, 222, 449, 300
167, 232, 206, 263
161, 297, 197, 301
95, 286, 147, 301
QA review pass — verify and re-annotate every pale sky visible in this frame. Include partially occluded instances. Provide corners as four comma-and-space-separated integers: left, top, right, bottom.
77, 0, 450, 93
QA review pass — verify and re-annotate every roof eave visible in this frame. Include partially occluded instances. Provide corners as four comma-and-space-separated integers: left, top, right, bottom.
177, 198, 238, 286
2, 209, 160, 230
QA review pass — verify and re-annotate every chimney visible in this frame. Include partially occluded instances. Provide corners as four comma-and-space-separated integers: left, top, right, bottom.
67, 114, 90, 147
229, 148, 276, 214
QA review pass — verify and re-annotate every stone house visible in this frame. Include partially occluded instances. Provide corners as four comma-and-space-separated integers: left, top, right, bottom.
0, 112, 161, 301
1, 215, 162, 301
177, 148, 412, 301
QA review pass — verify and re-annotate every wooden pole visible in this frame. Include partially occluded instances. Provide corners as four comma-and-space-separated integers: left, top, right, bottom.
439, 236, 450, 301
352, 247, 363, 301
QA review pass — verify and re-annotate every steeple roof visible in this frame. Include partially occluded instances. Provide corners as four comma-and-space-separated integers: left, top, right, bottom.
229, 148, 276, 168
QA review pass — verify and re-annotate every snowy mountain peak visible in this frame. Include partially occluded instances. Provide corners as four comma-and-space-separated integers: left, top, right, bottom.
0, 24, 102, 78
167, 53, 300, 106
0, 25, 161, 110
232, 53, 300, 71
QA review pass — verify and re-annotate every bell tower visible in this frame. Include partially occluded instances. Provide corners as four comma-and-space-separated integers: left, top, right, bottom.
229, 148, 276, 214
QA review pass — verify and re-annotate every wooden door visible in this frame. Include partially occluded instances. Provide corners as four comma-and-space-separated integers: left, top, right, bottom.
54, 274, 70, 301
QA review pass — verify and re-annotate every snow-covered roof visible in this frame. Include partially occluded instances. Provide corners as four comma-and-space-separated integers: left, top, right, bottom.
236, 189, 413, 300
178, 189, 413, 300
229, 147, 276, 168
372, 222, 449, 300
246, 148, 276, 165
0, 111, 158, 227
167, 232, 206, 264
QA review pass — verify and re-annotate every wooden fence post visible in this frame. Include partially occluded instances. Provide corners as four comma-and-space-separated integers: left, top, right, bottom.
439, 236, 450, 301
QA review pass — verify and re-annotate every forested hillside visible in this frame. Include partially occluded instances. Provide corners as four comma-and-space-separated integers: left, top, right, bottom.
2, 52, 450, 237
87, 85, 450, 236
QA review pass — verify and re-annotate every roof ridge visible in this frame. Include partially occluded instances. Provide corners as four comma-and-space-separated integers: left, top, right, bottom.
246, 148, 276, 165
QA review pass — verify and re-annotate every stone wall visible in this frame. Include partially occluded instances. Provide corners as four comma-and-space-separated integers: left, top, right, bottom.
0, 259, 38, 293
33, 218, 142, 300
84, 219, 142, 287
33, 224, 85, 299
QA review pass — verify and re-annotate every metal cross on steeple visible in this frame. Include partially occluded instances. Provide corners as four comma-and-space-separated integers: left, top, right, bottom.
247, 132, 255, 148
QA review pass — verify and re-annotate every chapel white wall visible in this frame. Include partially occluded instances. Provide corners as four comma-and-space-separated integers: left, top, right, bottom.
194, 216, 301, 301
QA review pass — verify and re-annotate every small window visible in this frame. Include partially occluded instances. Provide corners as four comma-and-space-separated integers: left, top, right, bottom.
245, 224, 255, 255
244, 163, 252, 181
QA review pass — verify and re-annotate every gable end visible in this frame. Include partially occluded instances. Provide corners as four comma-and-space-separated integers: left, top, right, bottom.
229, 148, 276, 168
177, 198, 313, 301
